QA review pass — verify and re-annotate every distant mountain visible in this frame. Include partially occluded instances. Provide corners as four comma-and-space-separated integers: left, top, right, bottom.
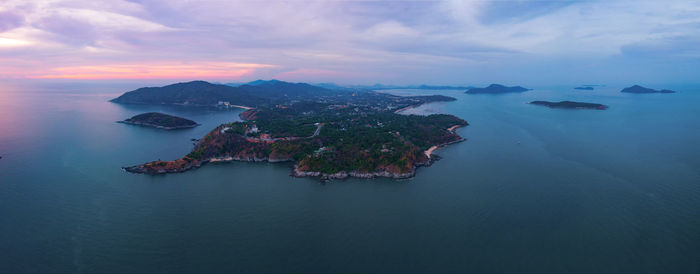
304, 82, 476, 91
225, 79, 289, 87
244, 79, 284, 86
416, 85, 472, 90
111, 80, 337, 107
223, 82, 245, 87
312, 83, 357, 91
228, 81, 471, 91
236, 81, 339, 99
465, 84, 530, 94
574, 86, 594, 90
621, 85, 675, 94
111, 81, 254, 106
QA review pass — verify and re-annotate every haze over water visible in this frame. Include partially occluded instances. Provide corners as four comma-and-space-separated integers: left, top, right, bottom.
1, 83, 699, 273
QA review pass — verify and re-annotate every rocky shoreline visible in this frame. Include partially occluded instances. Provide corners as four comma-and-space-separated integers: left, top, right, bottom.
123, 123, 466, 180
291, 137, 464, 180
123, 154, 293, 174
123, 143, 457, 180
124, 154, 422, 179
291, 166, 419, 180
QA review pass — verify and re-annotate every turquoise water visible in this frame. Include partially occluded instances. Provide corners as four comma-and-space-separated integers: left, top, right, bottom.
1, 83, 699, 273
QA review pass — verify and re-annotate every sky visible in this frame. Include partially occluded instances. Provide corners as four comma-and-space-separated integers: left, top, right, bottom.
1, 0, 699, 85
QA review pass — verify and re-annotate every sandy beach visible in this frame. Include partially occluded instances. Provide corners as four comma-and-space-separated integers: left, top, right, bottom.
424, 145, 438, 158
424, 124, 463, 158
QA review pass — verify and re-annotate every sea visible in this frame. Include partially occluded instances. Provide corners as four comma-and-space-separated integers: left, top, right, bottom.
1, 82, 699, 273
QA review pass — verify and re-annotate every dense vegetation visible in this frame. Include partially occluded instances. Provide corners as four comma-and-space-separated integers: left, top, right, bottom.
123, 80, 468, 178
111, 80, 456, 109
120, 112, 198, 129
111, 80, 342, 107
299, 113, 466, 173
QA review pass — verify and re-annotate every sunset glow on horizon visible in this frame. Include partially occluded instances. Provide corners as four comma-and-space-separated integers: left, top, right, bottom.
25, 62, 277, 80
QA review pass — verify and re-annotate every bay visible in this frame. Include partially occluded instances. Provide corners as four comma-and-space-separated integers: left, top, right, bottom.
1, 82, 699, 273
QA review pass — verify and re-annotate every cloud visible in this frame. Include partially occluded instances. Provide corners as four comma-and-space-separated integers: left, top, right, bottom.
621, 35, 700, 58
0, 10, 25, 32
0, 0, 699, 84
28, 61, 277, 79
0, 37, 31, 47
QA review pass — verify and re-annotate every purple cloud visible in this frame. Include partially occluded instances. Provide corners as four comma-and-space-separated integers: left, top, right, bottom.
0, 0, 699, 84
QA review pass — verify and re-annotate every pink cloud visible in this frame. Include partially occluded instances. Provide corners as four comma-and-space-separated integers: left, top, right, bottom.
25, 62, 276, 80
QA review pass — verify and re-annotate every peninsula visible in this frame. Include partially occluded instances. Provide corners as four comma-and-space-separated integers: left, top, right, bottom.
465, 84, 530, 94
530, 101, 608, 110
621, 85, 675, 94
117, 80, 467, 179
118, 112, 199, 130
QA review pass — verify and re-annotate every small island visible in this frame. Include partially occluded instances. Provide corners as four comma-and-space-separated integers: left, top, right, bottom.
118, 112, 199, 130
621, 85, 675, 94
574, 86, 594, 90
466, 84, 530, 94
530, 101, 608, 110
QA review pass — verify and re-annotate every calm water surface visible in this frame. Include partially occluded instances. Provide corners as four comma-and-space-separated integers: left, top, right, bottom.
1, 82, 699, 273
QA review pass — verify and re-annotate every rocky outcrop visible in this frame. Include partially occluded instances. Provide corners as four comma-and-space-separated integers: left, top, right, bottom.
123, 153, 293, 175
291, 165, 417, 180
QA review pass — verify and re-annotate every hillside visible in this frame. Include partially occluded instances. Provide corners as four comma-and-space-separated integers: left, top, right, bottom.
118, 112, 199, 129
621, 85, 675, 94
466, 84, 530, 94
110, 80, 339, 107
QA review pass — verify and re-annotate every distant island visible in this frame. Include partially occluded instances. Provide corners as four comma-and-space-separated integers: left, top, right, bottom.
574, 86, 594, 90
117, 80, 466, 179
307, 82, 472, 91
530, 101, 608, 110
118, 112, 199, 130
415, 84, 473, 90
621, 85, 675, 94
465, 84, 530, 94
